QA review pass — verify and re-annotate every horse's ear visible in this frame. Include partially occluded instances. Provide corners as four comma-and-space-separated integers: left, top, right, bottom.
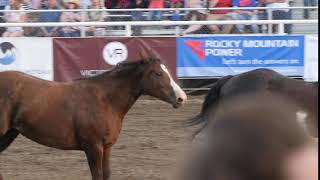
139, 50, 149, 60
139, 50, 151, 65
147, 48, 158, 60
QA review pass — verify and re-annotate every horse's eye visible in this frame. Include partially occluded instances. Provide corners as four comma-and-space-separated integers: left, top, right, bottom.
156, 72, 163, 76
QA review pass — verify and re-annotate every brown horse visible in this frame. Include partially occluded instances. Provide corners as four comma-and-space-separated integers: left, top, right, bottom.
189, 68, 318, 138
0, 55, 187, 180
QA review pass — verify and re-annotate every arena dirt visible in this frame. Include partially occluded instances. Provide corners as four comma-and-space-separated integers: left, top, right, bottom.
0, 96, 204, 180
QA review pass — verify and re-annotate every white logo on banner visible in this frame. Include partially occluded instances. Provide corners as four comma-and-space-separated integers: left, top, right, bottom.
0, 38, 53, 80
103, 42, 128, 65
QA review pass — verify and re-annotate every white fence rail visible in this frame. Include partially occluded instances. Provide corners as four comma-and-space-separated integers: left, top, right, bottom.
0, 20, 318, 36
0, 6, 318, 36
0, 6, 318, 12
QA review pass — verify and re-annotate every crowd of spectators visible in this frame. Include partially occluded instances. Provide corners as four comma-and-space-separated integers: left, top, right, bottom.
0, 0, 318, 37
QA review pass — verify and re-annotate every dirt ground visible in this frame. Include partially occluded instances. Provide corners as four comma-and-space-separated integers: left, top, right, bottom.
0, 96, 204, 180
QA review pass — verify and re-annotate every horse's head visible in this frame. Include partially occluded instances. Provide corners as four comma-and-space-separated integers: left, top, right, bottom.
139, 51, 187, 108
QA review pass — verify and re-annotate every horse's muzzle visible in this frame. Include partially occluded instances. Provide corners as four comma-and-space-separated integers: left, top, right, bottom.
172, 96, 187, 108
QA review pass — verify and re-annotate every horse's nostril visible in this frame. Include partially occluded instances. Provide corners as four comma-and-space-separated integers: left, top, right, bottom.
177, 97, 184, 103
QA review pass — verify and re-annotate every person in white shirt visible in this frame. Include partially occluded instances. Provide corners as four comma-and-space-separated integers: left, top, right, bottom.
2, 0, 26, 37
260, 0, 292, 34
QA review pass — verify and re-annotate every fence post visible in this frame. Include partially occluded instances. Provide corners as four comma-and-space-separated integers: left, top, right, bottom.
80, 11, 86, 37
278, 23, 285, 35
267, 9, 273, 34
175, 25, 181, 36
125, 24, 132, 37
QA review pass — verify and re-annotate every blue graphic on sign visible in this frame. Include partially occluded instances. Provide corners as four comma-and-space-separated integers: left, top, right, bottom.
177, 36, 305, 77
0, 42, 16, 65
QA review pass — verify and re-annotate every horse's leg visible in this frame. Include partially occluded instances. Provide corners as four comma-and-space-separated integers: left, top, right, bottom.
103, 147, 111, 180
0, 105, 10, 136
0, 129, 19, 152
85, 144, 104, 180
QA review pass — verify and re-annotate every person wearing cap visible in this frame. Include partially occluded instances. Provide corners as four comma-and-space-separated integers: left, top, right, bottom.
85, 0, 107, 36
59, 0, 81, 37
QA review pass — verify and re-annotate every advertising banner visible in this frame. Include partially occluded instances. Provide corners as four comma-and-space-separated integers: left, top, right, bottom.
53, 37, 176, 81
177, 36, 305, 77
0, 38, 53, 80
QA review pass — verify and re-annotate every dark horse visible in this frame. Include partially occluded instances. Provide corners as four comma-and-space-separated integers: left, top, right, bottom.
190, 68, 318, 137
0, 55, 187, 180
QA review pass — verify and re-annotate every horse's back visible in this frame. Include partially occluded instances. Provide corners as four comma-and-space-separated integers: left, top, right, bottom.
0, 71, 52, 86
220, 68, 288, 97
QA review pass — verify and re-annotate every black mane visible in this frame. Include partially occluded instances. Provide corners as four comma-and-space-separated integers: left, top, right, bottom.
76, 59, 154, 81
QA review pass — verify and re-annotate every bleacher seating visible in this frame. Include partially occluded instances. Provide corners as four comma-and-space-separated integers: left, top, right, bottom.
291, 0, 318, 34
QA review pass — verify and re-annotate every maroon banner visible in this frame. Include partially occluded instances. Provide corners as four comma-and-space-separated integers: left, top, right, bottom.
53, 37, 176, 81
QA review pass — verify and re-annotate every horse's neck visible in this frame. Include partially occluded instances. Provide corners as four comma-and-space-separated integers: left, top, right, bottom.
92, 72, 143, 117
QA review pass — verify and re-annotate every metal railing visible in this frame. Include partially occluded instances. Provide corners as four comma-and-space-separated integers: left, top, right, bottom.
0, 19, 317, 36
0, 6, 318, 12
0, 6, 318, 36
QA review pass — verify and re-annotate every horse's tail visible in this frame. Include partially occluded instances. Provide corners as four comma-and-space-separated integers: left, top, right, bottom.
0, 129, 19, 152
187, 75, 233, 128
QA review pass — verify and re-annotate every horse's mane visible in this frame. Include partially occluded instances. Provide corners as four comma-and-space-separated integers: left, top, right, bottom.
110, 59, 146, 76
76, 59, 155, 81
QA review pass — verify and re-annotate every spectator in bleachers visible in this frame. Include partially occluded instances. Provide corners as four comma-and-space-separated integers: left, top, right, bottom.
114, 0, 132, 9
169, 0, 183, 23
304, 0, 317, 19
111, 0, 132, 29
230, 0, 259, 33
148, 0, 164, 21
23, 0, 41, 36
181, 0, 207, 34
104, 0, 115, 9
37, 0, 61, 36
2, 0, 26, 37
20, 0, 31, 9
59, 0, 81, 37
31, 0, 42, 9
0, 0, 9, 11
85, 0, 107, 36
0, 17, 5, 36
206, 0, 233, 34
260, 0, 292, 34
103, 0, 116, 29
0, 0, 8, 35
80, 0, 90, 8
131, 0, 148, 35
170, 0, 182, 8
